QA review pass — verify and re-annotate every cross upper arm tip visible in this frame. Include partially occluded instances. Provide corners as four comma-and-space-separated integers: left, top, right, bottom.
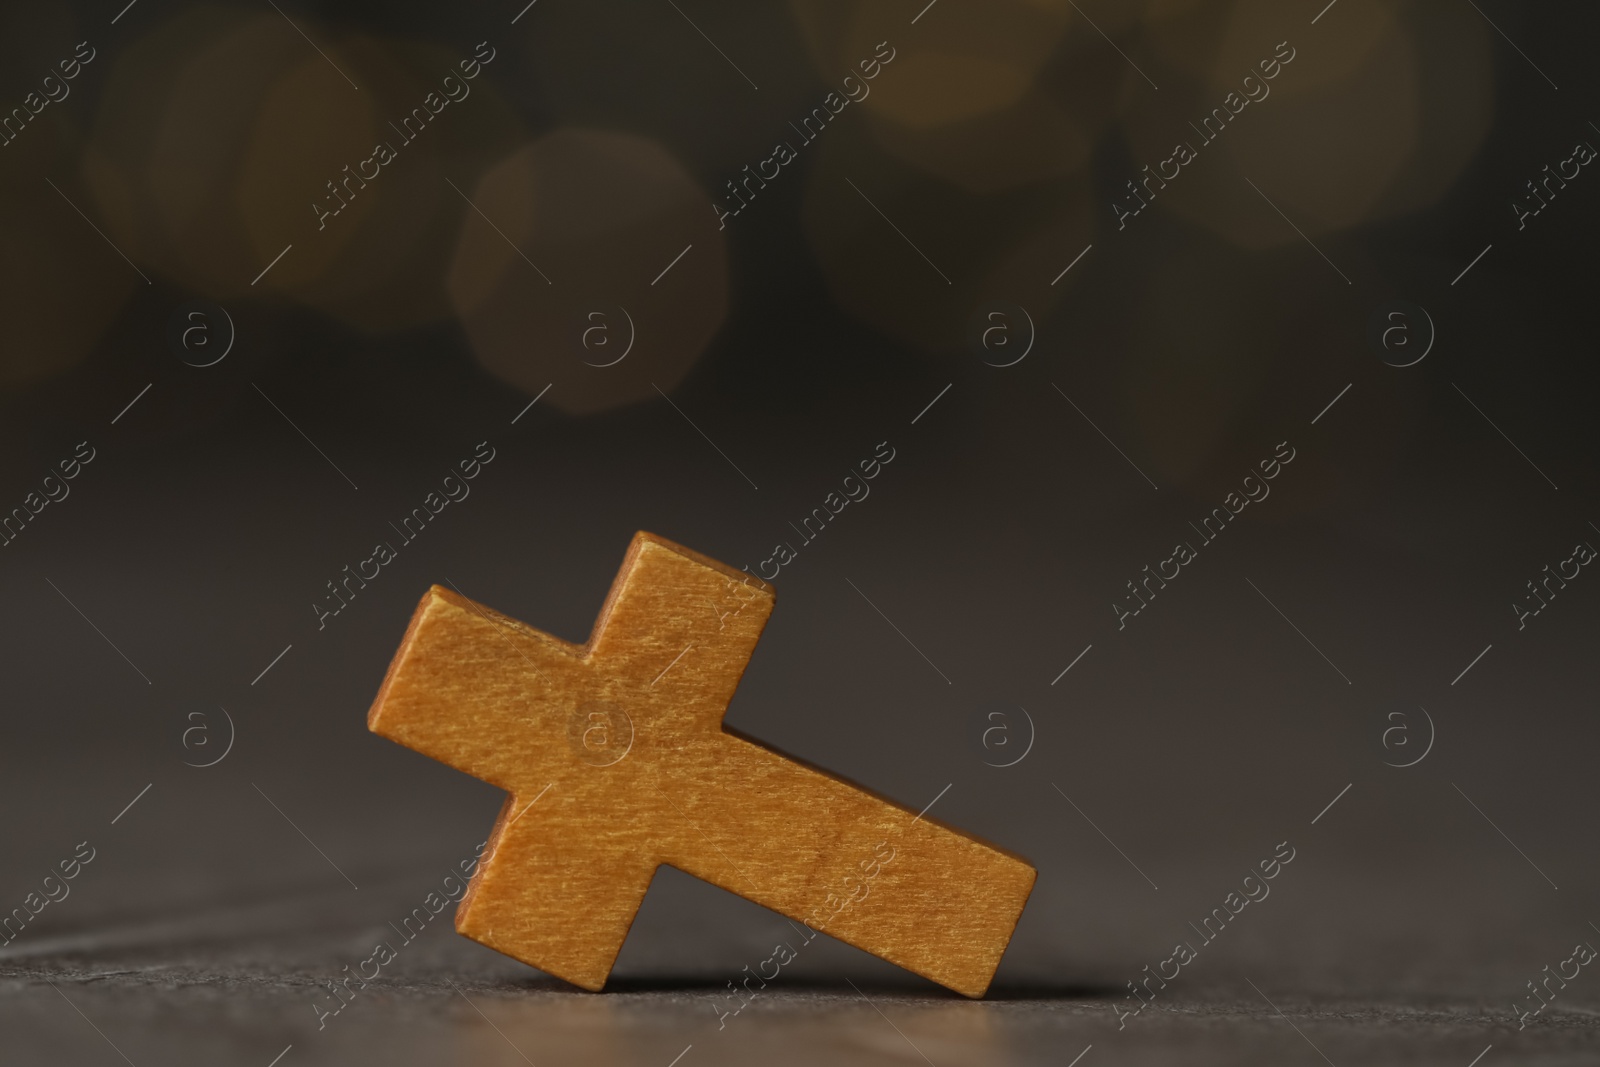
421, 583, 463, 605
626, 530, 774, 595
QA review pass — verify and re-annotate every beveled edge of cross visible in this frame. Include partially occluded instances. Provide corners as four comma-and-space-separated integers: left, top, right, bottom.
370, 529, 773, 700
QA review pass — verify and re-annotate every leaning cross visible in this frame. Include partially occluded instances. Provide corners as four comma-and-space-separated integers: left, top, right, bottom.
368, 532, 1035, 997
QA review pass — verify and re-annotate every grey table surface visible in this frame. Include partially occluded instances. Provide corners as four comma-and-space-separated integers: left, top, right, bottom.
2, 753, 1594, 1067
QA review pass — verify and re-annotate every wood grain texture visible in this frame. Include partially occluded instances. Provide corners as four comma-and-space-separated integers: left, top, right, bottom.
367, 531, 1035, 997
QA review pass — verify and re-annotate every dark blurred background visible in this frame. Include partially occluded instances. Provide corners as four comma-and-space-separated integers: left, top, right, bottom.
1, 1, 1598, 1063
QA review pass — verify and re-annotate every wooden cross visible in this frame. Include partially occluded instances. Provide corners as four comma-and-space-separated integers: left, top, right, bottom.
368, 532, 1035, 997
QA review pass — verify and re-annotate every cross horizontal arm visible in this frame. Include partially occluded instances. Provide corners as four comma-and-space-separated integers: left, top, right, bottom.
653, 734, 1035, 997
